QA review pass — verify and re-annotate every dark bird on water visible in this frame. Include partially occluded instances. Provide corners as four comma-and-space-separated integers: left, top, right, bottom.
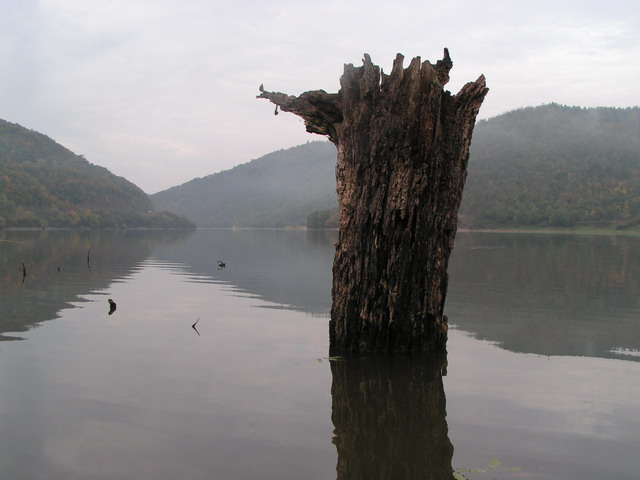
108, 298, 117, 315
217, 260, 226, 270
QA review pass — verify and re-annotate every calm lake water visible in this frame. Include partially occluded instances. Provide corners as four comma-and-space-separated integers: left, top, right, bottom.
0, 229, 639, 479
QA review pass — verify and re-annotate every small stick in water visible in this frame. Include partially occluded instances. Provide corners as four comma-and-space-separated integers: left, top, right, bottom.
192, 317, 201, 336
108, 298, 117, 315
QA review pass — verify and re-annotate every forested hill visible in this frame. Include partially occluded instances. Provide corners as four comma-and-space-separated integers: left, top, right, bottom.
0, 119, 193, 228
460, 104, 640, 228
151, 105, 640, 229
151, 141, 337, 227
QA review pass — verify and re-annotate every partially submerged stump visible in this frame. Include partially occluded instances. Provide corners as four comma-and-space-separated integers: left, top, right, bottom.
259, 50, 488, 354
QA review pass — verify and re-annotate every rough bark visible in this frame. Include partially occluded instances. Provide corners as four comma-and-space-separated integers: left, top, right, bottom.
330, 353, 453, 479
259, 50, 488, 354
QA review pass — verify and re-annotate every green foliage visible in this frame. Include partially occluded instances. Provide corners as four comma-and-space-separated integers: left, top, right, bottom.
307, 207, 339, 229
460, 104, 640, 228
151, 141, 337, 227
152, 105, 640, 229
454, 457, 522, 478
0, 119, 194, 229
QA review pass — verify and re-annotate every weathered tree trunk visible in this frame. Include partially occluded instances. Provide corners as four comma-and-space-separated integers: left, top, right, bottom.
259, 50, 488, 354
330, 353, 453, 479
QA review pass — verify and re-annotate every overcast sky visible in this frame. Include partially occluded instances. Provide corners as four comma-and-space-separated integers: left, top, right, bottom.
1, 0, 638, 193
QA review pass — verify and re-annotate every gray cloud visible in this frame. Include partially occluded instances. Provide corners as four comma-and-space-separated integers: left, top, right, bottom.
1, 0, 638, 193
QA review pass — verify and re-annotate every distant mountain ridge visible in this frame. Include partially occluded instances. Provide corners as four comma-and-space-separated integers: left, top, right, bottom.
151, 141, 337, 227
0, 119, 193, 228
461, 104, 640, 228
151, 104, 640, 229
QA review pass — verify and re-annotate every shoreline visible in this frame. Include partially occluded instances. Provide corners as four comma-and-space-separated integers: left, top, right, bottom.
4, 225, 640, 236
457, 226, 640, 235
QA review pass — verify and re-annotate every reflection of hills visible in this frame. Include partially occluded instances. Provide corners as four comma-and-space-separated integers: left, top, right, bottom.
151, 229, 336, 316
0, 230, 190, 340
447, 232, 640, 361
151, 230, 640, 361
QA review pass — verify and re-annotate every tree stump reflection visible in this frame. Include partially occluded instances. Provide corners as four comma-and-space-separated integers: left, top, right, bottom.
330, 353, 454, 480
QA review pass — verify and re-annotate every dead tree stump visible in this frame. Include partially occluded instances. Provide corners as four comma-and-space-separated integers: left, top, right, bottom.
259, 50, 488, 354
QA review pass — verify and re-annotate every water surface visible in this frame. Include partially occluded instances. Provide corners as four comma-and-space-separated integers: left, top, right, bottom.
1, 229, 638, 479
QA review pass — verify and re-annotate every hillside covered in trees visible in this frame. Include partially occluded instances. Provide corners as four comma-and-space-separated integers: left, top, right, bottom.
0, 119, 193, 228
461, 104, 640, 228
151, 141, 337, 227
153, 105, 640, 230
